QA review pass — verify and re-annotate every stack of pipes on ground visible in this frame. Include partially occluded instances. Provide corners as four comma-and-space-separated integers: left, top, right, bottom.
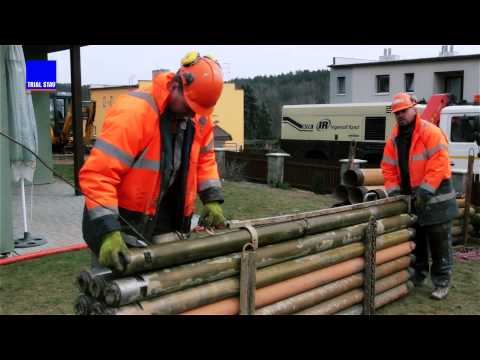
336, 169, 478, 244
336, 168, 388, 205
75, 197, 420, 315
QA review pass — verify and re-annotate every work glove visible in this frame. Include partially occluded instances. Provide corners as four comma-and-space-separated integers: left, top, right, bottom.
99, 231, 129, 272
199, 202, 226, 229
415, 188, 433, 213
388, 190, 401, 197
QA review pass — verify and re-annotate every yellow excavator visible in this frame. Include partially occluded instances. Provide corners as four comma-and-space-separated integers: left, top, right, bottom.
50, 100, 97, 154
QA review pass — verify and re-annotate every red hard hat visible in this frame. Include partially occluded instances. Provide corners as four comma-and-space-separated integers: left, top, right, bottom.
391, 92, 416, 113
177, 51, 224, 116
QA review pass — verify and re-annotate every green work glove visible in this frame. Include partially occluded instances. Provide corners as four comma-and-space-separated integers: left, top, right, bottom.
99, 231, 129, 272
415, 188, 432, 213
199, 202, 226, 228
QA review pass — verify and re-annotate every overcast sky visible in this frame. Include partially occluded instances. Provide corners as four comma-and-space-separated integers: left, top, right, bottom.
48, 45, 480, 85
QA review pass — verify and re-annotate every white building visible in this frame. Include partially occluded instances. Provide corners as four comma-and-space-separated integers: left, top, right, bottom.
329, 46, 480, 104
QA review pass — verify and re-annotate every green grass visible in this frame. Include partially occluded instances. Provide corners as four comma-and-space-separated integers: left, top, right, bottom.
1, 178, 479, 315
53, 164, 75, 183
0, 249, 90, 315
377, 258, 480, 315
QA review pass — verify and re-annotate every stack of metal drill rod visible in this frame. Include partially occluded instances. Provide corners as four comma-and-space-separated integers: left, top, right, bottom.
335, 168, 387, 205
74, 197, 418, 315
451, 197, 477, 245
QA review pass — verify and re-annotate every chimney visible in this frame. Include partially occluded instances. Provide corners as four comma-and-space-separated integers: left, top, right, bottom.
379, 47, 400, 61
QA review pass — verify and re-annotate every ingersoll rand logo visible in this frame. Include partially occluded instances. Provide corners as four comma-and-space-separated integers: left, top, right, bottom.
316, 119, 331, 130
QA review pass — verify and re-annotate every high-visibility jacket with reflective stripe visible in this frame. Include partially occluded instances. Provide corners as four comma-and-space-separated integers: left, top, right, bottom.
381, 114, 458, 225
79, 72, 223, 252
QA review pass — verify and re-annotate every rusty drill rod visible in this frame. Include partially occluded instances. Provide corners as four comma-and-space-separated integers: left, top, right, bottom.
104, 215, 416, 307
295, 274, 413, 315
255, 256, 413, 315
343, 168, 384, 187
105, 239, 415, 315
183, 243, 415, 315
119, 201, 408, 275
335, 281, 415, 315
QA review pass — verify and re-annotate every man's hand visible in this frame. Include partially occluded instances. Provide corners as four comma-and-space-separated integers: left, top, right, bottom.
199, 202, 226, 229
99, 231, 129, 272
415, 188, 432, 212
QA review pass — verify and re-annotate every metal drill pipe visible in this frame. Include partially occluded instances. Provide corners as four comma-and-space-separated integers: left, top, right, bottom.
89, 276, 109, 300
335, 281, 414, 315
457, 207, 475, 218
119, 201, 409, 275
348, 186, 386, 204
343, 168, 384, 187
472, 213, 480, 228
76, 271, 93, 295
74, 294, 95, 315
251, 257, 413, 315
334, 185, 350, 202
104, 240, 415, 315
295, 273, 412, 315
452, 225, 474, 237
105, 215, 416, 307
182, 243, 415, 315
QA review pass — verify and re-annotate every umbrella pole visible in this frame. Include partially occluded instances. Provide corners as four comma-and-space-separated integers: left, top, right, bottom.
14, 177, 47, 249
20, 177, 28, 233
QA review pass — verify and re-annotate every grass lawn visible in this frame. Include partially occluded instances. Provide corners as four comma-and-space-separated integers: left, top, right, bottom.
1, 178, 479, 315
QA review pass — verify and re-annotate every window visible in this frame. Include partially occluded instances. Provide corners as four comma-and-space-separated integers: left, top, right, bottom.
451, 115, 480, 142
337, 76, 346, 95
103, 96, 107, 108
376, 75, 390, 93
110, 96, 114, 106
405, 73, 414, 92
365, 117, 386, 141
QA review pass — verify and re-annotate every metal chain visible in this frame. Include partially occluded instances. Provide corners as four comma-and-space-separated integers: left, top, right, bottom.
363, 215, 377, 315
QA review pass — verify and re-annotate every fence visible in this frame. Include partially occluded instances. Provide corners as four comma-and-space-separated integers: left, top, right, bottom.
224, 151, 267, 182
224, 151, 340, 193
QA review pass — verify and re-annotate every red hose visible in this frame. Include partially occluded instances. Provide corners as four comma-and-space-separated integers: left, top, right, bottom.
0, 243, 88, 265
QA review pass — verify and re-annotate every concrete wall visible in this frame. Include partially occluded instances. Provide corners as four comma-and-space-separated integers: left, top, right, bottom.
91, 82, 245, 149
22, 46, 54, 185
0, 45, 13, 253
331, 58, 480, 104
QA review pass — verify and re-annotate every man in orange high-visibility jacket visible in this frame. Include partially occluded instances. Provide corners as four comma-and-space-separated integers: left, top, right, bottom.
381, 92, 459, 300
80, 51, 226, 272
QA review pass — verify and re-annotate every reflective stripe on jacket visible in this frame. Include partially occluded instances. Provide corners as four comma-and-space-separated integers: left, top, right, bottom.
80, 72, 223, 252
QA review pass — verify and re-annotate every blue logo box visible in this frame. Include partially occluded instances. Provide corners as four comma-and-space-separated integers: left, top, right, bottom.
26, 60, 56, 91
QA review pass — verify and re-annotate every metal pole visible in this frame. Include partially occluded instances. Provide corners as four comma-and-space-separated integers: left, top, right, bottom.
70, 46, 84, 196
362, 216, 377, 315
463, 150, 475, 245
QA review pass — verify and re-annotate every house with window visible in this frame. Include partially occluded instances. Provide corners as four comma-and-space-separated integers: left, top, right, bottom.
329, 46, 480, 104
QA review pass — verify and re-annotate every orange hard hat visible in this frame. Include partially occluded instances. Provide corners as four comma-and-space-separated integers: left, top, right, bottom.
391, 92, 417, 113
177, 51, 224, 116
